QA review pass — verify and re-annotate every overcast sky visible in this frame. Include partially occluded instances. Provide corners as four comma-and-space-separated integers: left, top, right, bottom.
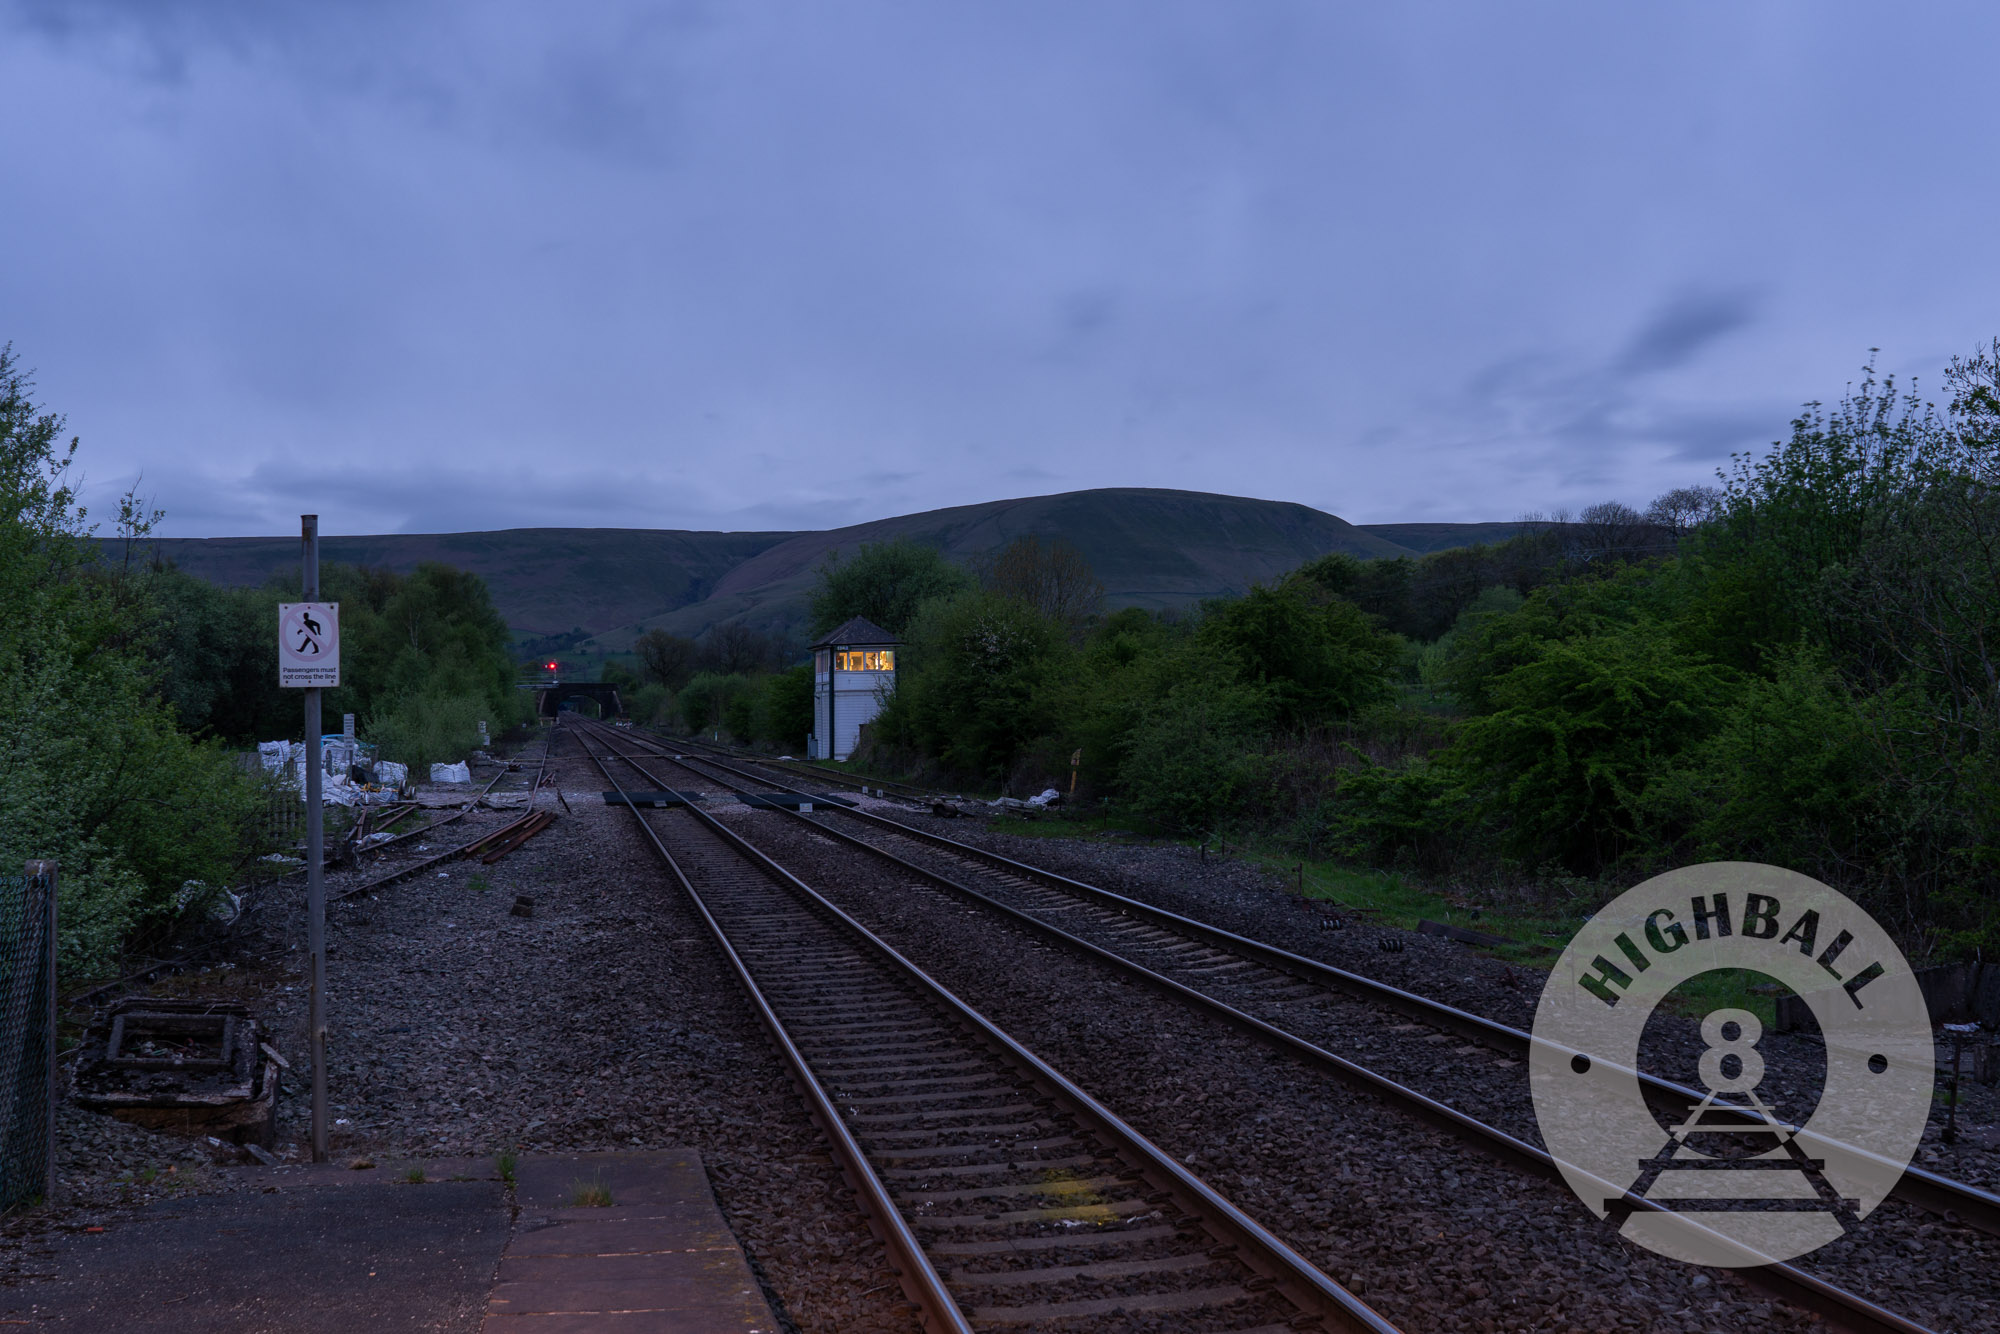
4, 3, 1997, 538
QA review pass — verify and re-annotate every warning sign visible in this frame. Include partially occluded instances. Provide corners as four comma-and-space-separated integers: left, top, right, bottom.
279, 602, 340, 687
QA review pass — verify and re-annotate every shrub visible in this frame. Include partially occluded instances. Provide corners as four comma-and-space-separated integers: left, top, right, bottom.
625, 681, 671, 726
886, 591, 1066, 783
367, 690, 487, 772
1195, 584, 1398, 729
677, 672, 755, 736
0, 346, 264, 972
756, 664, 813, 751
1450, 620, 1735, 871
1115, 669, 1270, 833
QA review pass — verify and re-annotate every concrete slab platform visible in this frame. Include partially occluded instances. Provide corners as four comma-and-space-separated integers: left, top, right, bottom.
0, 1150, 772, 1333
0, 1175, 508, 1332
484, 1150, 777, 1334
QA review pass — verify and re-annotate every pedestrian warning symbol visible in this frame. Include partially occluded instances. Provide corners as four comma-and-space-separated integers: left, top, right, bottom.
279, 602, 340, 688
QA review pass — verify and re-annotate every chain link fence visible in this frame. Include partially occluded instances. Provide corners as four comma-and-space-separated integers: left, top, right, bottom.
0, 865, 56, 1211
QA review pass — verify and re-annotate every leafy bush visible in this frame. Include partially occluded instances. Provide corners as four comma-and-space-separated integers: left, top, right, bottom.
1195, 584, 1398, 728
878, 590, 1066, 784
1115, 667, 1270, 832
0, 346, 263, 973
1450, 620, 1734, 871
1323, 755, 1466, 869
677, 672, 756, 736
625, 681, 671, 726
756, 664, 813, 750
810, 537, 973, 637
367, 689, 488, 772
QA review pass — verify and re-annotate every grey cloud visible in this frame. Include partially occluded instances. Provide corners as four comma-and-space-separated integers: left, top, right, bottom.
5, 3, 1998, 537
1616, 288, 1761, 377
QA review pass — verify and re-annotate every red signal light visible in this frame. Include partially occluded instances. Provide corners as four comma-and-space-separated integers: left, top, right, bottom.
546, 662, 557, 671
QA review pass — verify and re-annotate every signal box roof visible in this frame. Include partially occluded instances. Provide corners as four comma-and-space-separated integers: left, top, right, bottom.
809, 616, 901, 649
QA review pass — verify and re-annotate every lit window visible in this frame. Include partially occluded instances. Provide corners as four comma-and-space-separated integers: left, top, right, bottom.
833, 649, 895, 671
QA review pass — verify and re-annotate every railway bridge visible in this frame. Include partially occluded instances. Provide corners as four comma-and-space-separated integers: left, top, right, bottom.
533, 680, 623, 719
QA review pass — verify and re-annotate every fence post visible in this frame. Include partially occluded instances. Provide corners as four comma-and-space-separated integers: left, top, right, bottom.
28, 862, 54, 1205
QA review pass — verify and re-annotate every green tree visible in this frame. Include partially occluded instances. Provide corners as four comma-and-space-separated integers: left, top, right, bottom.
678, 672, 757, 737
757, 663, 814, 751
979, 535, 1103, 629
0, 345, 261, 973
633, 627, 699, 689
877, 590, 1066, 782
1451, 620, 1735, 870
1195, 584, 1397, 729
1114, 652, 1271, 832
809, 537, 973, 637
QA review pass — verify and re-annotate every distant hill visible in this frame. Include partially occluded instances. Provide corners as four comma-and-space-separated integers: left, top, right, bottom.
619, 488, 1414, 647
121, 528, 791, 637
1357, 521, 1534, 553
124, 489, 1519, 650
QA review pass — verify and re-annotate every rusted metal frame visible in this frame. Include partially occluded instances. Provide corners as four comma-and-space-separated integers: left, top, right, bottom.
583, 725, 1397, 1334
570, 726, 971, 1334
457, 812, 541, 858
528, 729, 555, 803
479, 812, 554, 865
353, 767, 510, 863
331, 791, 513, 903
593, 727, 1944, 1334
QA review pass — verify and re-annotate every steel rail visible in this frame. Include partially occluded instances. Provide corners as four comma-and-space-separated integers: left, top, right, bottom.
352, 763, 513, 862
570, 728, 972, 1334
668, 731, 944, 800
643, 730, 2000, 1243
527, 725, 555, 803
62, 753, 514, 1010
572, 719, 1400, 1334
587, 723, 1955, 1334
332, 758, 529, 902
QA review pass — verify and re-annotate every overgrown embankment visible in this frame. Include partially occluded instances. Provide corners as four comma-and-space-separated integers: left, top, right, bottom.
0, 344, 528, 976
850, 345, 2000, 962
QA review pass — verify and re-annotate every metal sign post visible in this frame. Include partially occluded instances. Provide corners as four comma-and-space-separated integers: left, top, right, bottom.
280, 515, 340, 1164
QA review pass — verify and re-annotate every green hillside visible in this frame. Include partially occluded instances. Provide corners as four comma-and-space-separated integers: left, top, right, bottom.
617, 488, 1414, 646
125, 490, 1517, 650
1357, 521, 1534, 553
120, 528, 792, 637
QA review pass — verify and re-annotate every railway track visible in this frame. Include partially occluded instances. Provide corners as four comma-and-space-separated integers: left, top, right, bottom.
672, 732, 947, 801
644, 728, 2000, 1237
579, 719, 1983, 1334
565, 718, 1399, 1334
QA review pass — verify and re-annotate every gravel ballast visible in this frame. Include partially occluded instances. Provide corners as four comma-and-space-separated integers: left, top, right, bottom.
8, 739, 920, 1333
16, 728, 1998, 1333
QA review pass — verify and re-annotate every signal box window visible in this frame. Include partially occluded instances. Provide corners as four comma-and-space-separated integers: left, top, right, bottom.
836, 650, 894, 672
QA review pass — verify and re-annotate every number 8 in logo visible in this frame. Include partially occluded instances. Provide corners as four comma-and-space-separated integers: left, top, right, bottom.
1529, 863, 1935, 1265
1697, 1007, 1766, 1096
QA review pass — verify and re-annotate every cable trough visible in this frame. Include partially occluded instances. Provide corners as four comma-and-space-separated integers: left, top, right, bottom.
567, 719, 1398, 1334
591, 721, 1973, 1334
